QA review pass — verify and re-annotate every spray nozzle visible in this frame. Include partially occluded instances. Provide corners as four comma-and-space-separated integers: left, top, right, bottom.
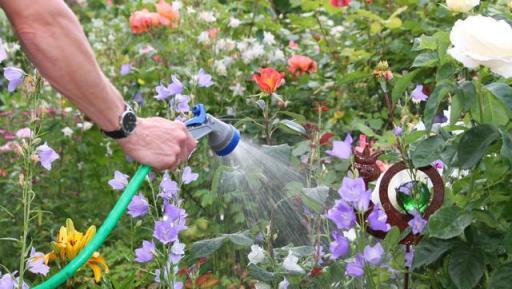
185, 104, 240, 156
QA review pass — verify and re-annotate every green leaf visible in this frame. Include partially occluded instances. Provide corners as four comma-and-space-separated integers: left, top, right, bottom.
471, 91, 510, 126
190, 237, 226, 259
500, 128, 512, 164
279, 119, 306, 135
337, 71, 372, 85
434, 31, 450, 63
448, 246, 485, 289
412, 52, 438, 68
453, 124, 499, 169
224, 232, 253, 247
436, 63, 456, 83
278, 111, 306, 123
413, 238, 455, 269
412, 35, 437, 51
302, 186, 329, 212
382, 226, 400, 252
489, 263, 512, 289
411, 135, 445, 168
290, 246, 315, 257
423, 82, 452, 132
486, 82, 512, 111
391, 70, 420, 103
428, 206, 472, 239
451, 81, 476, 124
248, 264, 275, 282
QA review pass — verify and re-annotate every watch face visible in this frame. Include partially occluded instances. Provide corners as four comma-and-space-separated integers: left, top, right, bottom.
122, 111, 137, 134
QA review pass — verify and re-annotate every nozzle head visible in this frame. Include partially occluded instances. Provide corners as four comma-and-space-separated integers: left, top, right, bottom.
214, 127, 240, 156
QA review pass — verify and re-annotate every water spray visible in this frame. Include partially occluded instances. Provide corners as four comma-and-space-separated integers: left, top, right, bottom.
33, 104, 239, 289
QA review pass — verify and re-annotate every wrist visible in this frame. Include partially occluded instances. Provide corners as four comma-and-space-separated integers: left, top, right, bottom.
101, 102, 137, 139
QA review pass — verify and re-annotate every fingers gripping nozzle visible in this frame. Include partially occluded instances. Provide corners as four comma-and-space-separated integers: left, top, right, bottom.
185, 104, 240, 156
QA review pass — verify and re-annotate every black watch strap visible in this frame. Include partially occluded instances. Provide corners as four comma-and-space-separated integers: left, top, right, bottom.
101, 102, 137, 139
103, 129, 128, 139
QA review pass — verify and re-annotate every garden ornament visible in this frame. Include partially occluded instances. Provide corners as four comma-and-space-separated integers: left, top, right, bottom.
32, 104, 239, 289
354, 145, 445, 289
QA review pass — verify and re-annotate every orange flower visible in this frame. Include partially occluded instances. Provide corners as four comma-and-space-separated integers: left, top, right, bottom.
129, 9, 160, 34
156, 0, 180, 28
287, 55, 318, 76
252, 68, 285, 94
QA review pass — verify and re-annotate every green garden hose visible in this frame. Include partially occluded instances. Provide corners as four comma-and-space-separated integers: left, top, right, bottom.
32, 165, 151, 289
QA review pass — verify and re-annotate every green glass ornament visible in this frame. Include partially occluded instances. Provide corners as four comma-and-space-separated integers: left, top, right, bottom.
397, 181, 431, 214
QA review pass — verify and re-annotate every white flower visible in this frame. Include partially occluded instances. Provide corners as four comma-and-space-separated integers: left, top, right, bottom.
213, 60, 227, 76
447, 15, 512, 78
77, 121, 93, 131
229, 17, 241, 28
263, 31, 276, 46
61, 127, 73, 137
215, 38, 236, 52
343, 228, 357, 242
278, 278, 289, 289
197, 31, 209, 44
509, 0, 512, 9
446, 0, 480, 13
248, 245, 265, 265
0, 38, 7, 63
171, 1, 182, 9
242, 43, 265, 63
282, 250, 304, 273
230, 83, 246, 96
186, 6, 196, 14
255, 282, 271, 289
268, 49, 286, 63
198, 11, 216, 23
330, 25, 345, 37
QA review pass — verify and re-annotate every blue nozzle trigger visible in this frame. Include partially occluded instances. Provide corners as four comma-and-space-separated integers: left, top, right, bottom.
185, 104, 207, 127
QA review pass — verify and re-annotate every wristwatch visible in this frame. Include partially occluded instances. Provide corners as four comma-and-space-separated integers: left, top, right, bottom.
101, 102, 137, 139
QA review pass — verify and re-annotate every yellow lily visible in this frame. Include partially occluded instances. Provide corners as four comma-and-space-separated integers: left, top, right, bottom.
45, 218, 108, 282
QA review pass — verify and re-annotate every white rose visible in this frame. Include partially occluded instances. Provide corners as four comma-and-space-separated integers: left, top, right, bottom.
282, 250, 304, 273
446, 0, 480, 13
248, 245, 265, 265
448, 15, 512, 78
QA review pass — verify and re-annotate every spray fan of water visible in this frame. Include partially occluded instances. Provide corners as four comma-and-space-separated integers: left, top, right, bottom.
219, 139, 316, 246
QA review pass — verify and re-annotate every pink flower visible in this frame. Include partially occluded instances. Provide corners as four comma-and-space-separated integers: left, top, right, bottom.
330, 0, 351, 7
15, 127, 32, 139
287, 55, 318, 77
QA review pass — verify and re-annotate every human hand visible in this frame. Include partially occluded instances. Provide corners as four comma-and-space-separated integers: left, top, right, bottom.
117, 117, 197, 171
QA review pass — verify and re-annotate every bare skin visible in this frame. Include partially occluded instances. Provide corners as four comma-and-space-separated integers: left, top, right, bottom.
0, 0, 196, 170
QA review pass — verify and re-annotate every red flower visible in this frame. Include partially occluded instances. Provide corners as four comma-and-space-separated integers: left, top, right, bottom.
288, 55, 318, 77
313, 101, 329, 113
330, 0, 351, 7
319, 132, 334, 146
310, 267, 323, 277
252, 68, 285, 94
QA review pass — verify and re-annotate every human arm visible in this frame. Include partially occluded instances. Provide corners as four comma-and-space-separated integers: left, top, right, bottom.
0, 0, 196, 170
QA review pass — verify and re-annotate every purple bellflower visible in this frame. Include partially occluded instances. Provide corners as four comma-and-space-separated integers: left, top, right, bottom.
326, 200, 356, 230
108, 170, 129, 190
326, 134, 353, 160
135, 240, 156, 263
36, 143, 60, 171
4, 67, 24, 92
127, 193, 149, 218
329, 231, 350, 260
